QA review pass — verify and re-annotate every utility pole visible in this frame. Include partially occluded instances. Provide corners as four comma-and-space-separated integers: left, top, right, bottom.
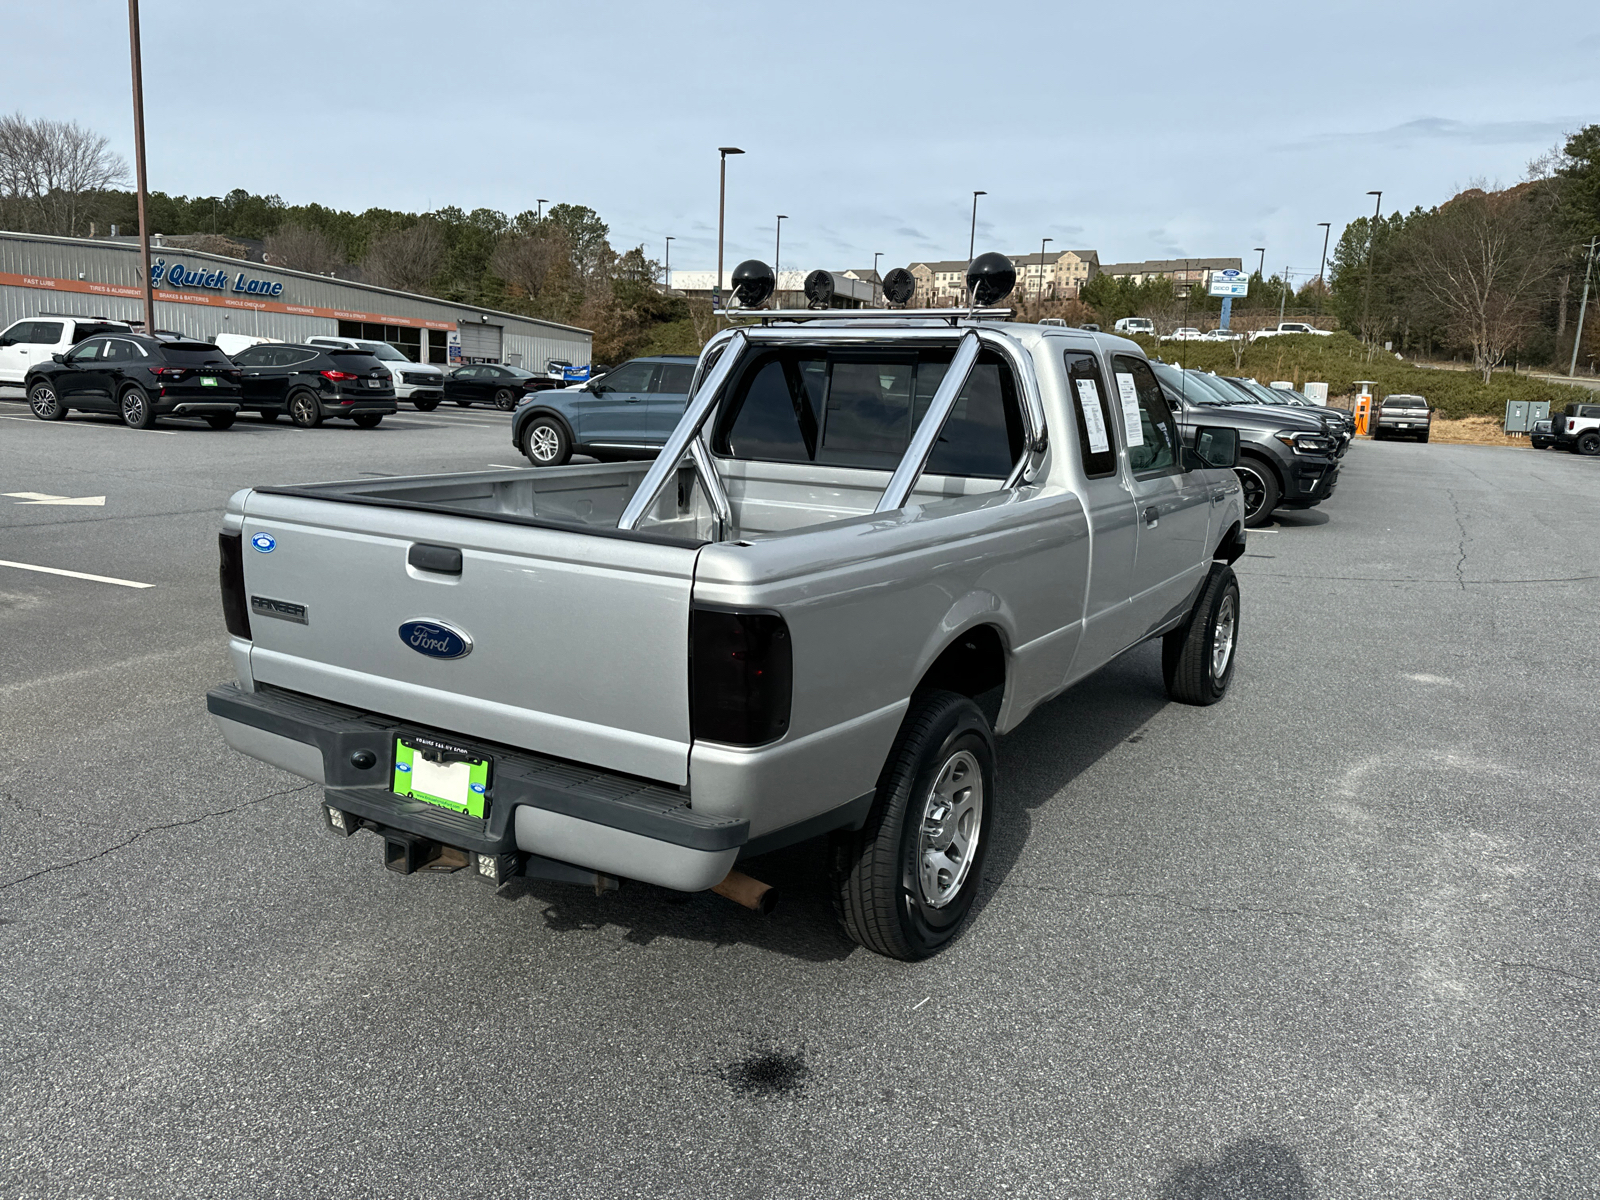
1316, 222, 1331, 317
1361, 190, 1383, 346
969, 191, 986, 261
774, 215, 786, 300
1036, 236, 1052, 320
1571, 235, 1599, 378
127, 0, 155, 332
872, 251, 882, 306
1279, 266, 1290, 324
664, 236, 674, 291
715, 147, 743, 311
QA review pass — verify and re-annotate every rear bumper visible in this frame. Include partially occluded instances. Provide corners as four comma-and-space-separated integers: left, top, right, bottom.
327, 400, 398, 416
1375, 417, 1430, 432
206, 682, 745, 891
165, 401, 241, 415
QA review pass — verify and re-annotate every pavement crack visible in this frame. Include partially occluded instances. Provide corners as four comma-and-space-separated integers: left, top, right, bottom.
1445, 487, 1469, 591
1499, 961, 1600, 988
1, 792, 45, 819
0, 782, 316, 894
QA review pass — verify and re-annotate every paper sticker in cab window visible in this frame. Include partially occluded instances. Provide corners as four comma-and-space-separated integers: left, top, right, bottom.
1074, 379, 1110, 454
1114, 372, 1144, 448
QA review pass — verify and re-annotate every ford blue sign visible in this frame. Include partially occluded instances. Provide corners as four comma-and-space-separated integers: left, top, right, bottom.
150, 257, 285, 299
399, 619, 473, 659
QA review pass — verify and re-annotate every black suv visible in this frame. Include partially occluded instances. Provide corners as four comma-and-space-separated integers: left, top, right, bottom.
228, 343, 396, 427
26, 333, 241, 429
1152, 362, 1341, 527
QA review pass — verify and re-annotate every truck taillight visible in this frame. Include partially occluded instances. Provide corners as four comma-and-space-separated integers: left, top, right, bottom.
690, 606, 791, 746
219, 532, 251, 639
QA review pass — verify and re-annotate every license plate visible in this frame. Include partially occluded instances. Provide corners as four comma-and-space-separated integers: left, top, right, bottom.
1397, 422, 1410, 427
364, 377, 383, 388
201, 376, 217, 387
392, 736, 491, 818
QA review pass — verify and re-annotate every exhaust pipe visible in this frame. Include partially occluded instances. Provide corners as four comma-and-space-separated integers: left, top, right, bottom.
712, 869, 778, 915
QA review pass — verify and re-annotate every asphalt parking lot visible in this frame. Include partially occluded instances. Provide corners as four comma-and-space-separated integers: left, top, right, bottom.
2, 400, 1597, 1199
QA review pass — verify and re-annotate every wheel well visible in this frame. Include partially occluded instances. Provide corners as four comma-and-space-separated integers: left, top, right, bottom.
1214, 520, 1244, 563
1238, 448, 1283, 490
519, 408, 574, 442
916, 625, 1006, 701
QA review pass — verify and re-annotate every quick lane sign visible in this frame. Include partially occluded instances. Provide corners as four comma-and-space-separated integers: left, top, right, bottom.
151, 258, 284, 298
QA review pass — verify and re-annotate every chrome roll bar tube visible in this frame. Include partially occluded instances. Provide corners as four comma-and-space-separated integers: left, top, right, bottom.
874, 331, 981, 513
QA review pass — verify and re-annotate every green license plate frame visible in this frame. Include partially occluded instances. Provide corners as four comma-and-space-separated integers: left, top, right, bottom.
392, 736, 491, 818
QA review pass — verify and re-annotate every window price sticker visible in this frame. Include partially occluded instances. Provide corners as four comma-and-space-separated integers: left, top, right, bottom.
1075, 379, 1110, 453
1115, 372, 1144, 447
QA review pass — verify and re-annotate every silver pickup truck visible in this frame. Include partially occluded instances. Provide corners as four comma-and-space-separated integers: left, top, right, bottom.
207, 275, 1247, 960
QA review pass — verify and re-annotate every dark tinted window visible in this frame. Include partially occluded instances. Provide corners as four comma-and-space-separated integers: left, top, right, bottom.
75, 323, 126, 342
597, 361, 657, 393
1113, 355, 1180, 475
719, 353, 822, 463
1383, 396, 1425, 408
231, 346, 272, 366
655, 363, 694, 394
1581, 405, 1600, 418
102, 339, 143, 363
1064, 350, 1118, 478
282, 348, 320, 366
159, 345, 229, 365
25, 321, 64, 344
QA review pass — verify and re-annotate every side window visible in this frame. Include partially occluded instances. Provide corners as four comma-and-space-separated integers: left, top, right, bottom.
1112, 355, 1180, 475
1063, 349, 1118, 479
654, 363, 694, 394
28, 321, 64, 345
597, 361, 657, 393
454, 365, 479, 378
65, 339, 104, 363
282, 348, 319, 366
101, 340, 130, 363
923, 360, 1024, 479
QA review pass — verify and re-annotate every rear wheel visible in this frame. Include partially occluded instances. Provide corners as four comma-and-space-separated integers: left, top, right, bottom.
493, 388, 516, 411
352, 413, 383, 429
28, 381, 64, 421
1235, 457, 1279, 528
1162, 563, 1240, 706
519, 415, 571, 466
288, 390, 323, 428
203, 412, 235, 430
1418, 430, 1430, 443
831, 690, 996, 961
119, 386, 156, 429
1575, 431, 1600, 457
413, 397, 440, 412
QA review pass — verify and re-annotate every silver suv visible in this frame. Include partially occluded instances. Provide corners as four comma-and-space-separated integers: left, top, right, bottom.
1552, 403, 1600, 456
1372, 394, 1431, 442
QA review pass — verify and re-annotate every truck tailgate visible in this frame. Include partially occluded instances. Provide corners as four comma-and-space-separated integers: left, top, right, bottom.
238, 491, 698, 785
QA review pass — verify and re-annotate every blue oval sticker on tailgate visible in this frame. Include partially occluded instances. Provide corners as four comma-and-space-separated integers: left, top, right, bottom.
399, 619, 473, 659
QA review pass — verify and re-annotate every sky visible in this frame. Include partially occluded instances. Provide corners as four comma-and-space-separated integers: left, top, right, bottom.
11, 0, 1599, 286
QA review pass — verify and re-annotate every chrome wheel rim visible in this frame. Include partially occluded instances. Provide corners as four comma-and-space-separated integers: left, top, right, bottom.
916, 750, 983, 909
529, 425, 560, 462
1211, 592, 1237, 678
29, 385, 56, 417
121, 392, 144, 424
1236, 465, 1266, 519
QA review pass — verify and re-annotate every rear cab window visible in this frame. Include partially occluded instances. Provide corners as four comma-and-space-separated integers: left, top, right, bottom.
1063, 349, 1118, 478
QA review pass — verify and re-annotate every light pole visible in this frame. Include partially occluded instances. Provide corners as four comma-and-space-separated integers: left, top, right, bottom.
872, 251, 882, 306
536, 199, 548, 222
715, 147, 744, 310
1253, 247, 1265, 281
1316, 222, 1331, 316
774, 215, 786, 299
1361, 190, 1382, 345
1037, 237, 1052, 319
664, 236, 674, 291
127, 0, 155, 331
1279, 265, 1291, 324
1569, 235, 1598, 377
969, 191, 986, 261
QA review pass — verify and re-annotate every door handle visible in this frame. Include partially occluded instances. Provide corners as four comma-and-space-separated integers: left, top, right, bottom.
625, 397, 643, 403
1143, 506, 1159, 527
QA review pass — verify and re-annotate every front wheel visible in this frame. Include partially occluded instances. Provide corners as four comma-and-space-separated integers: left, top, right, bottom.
288, 391, 323, 428
119, 387, 156, 429
1235, 458, 1279, 528
492, 388, 516, 411
352, 413, 383, 429
203, 412, 235, 430
1575, 431, 1600, 457
413, 397, 440, 412
831, 689, 996, 961
519, 416, 571, 466
29, 381, 64, 421
1162, 563, 1240, 706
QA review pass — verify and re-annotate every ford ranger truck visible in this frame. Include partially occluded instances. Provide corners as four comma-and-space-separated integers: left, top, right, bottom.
207, 290, 1248, 960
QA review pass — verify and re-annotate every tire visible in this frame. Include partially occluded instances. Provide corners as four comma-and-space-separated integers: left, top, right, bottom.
831, 689, 997, 961
1418, 430, 1429, 444
28, 381, 64, 421
1575, 431, 1600, 457
258, 410, 279, 423
203, 412, 235, 430
1162, 563, 1241, 706
519, 415, 572, 467
492, 388, 516, 411
119, 386, 156, 429
454, 399, 473, 407
413, 397, 440, 412
1371, 427, 1384, 440
1235, 457, 1280, 529
288, 390, 323, 428
352, 413, 383, 429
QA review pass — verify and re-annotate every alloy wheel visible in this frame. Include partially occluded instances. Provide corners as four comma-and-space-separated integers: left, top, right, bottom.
1236, 464, 1266, 519
916, 749, 984, 909
29, 384, 60, 419
529, 424, 561, 463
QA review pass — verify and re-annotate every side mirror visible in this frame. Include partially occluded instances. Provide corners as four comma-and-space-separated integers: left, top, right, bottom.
0, 336, 15, 347
52, 352, 66, 364
1192, 425, 1239, 469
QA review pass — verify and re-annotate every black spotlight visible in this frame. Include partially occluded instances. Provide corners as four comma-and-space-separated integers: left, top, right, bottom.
966, 253, 1017, 305
731, 259, 775, 308
803, 269, 835, 308
881, 267, 915, 307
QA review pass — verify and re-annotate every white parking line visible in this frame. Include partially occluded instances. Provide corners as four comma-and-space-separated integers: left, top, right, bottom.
487, 463, 523, 469
0, 560, 154, 589
0, 414, 177, 434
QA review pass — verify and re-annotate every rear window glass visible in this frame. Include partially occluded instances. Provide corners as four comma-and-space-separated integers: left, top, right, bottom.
715, 347, 1024, 479
159, 345, 228, 364
1064, 350, 1117, 478
1383, 396, 1425, 407
655, 363, 694, 393
1582, 405, 1600, 418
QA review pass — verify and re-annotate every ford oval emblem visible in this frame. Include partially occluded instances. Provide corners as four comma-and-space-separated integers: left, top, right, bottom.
251, 532, 276, 552
399, 619, 473, 659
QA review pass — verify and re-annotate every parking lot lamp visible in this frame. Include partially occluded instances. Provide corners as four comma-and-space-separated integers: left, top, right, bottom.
872, 251, 882, 305
127, 0, 155, 332
969, 191, 986, 261
1316, 222, 1331, 315
1362, 191, 1382, 345
664, 236, 674, 291
716, 148, 744, 310
1037, 237, 1052, 319
536, 199, 548, 222
774, 215, 786, 298
1253, 247, 1265, 280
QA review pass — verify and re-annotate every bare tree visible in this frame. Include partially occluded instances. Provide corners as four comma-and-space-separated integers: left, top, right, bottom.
263, 224, 345, 275
0, 113, 128, 236
361, 222, 444, 293
1407, 185, 1560, 382
491, 230, 573, 303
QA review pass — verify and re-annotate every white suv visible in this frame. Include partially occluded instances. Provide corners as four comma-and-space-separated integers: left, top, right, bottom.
1113, 316, 1155, 337
0, 315, 133, 385
305, 336, 445, 411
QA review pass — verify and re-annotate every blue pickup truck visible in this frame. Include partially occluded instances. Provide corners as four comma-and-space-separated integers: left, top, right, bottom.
511, 355, 697, 466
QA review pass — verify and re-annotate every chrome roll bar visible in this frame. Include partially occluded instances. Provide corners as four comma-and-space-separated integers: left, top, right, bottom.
874, 331, 981, 513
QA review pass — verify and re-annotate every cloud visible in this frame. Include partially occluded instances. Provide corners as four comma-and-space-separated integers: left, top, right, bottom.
1279, 116, 1579, 152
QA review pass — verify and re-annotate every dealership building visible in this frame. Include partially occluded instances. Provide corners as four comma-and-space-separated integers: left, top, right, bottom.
0, 230, 591, 369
